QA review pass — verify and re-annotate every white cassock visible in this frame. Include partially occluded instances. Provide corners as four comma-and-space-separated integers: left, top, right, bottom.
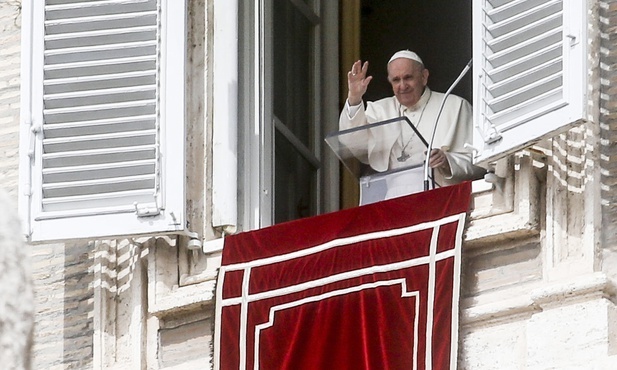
339, 87, 485, 202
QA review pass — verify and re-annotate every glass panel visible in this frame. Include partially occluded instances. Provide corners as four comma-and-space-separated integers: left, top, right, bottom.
272, 0, 318, 223
275, 130, 316, 223
272, 0, 312, 146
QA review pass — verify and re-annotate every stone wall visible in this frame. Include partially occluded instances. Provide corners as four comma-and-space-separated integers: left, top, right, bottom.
600, 0, 617, 270
0, 3, 95, 369
0, 3, 32, 368
0, 188, 33, 370
0, 2, 20, 196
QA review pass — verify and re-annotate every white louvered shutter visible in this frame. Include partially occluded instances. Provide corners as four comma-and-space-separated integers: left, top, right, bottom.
19, 0, 186, 242
472, 0, 588, 165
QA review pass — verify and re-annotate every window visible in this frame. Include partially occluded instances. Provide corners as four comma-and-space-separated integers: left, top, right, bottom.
271, 0, 322, 223
472, 0, 588, 165
19, 0, 186, 242
239, 0, 339, 230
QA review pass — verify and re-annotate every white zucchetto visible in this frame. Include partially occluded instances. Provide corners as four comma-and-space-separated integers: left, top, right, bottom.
388, 50, 424, 66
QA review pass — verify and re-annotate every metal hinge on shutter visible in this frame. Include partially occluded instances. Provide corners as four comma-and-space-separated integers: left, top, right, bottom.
22, 119, 42, 238
25, 121, 41, 195
134, 202, 160, 217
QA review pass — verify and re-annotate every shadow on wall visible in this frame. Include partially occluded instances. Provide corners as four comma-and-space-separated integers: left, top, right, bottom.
0, 188, 34, 370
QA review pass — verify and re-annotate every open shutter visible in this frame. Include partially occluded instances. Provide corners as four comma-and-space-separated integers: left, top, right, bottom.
472, 0, 588, 165
19, 0, 186, 242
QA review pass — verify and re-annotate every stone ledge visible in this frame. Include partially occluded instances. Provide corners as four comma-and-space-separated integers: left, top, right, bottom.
149, 279, 215, 318
461, 294, 539, 327
464, 212, 540, 248
530, 273, 617, 309
461, 273, 617, 326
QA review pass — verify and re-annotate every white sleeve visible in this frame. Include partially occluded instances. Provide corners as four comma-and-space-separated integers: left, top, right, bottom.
442, 152, 486, 183
345, 99, 363, 119
338, 100, 370, 164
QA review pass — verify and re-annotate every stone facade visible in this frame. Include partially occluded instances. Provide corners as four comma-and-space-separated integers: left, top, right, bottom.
0, 1, 20, 194
0, 189, 33, 369
1, 1, 617, 369
0, 3, 32, 370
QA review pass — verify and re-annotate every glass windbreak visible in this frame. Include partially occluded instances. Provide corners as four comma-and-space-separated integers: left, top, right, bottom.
325, 116, 433, 205
325, 116, 429, 179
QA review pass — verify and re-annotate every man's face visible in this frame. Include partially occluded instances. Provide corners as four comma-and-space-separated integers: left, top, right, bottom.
387, 59, 429, 108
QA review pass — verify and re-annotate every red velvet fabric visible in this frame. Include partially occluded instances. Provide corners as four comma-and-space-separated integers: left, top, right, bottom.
215, 182, 471, 370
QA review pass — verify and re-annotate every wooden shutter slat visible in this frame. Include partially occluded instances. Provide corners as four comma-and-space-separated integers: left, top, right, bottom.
486, 89, 564, 129
487, 73, 562, 113
488, 36, 561, 69
43, 125, 156, 140
44, 85, 157, 100
44, 86, 157, 109
45, 40, 158, 57
42, 173, 155, 192
485, 88, 564, 130
487, 19, 561, 56
486, 47, 562, 91
43, 99, 156, 116
44, 55, 156, 72
43, 115, 156, 138
486, 47, 562, 82
486, 0, 560, 26
487, 98, 566, 134
42, 159, 156, 182
43, 140, 157, 154
45, 10, 157, 27
44, 71, 156, 96
42, 146, 156, 169
45, 25, 157, 41
45, 70, 155, 86
42, 144, 156, 158
39, 191, 156, 215
45, 0, 155, 17
487, 58, 562, 97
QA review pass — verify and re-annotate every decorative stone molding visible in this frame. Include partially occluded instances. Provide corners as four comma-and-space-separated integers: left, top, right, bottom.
461, 294, 539, 327
147, 237, 216, 318
531, 272, 617, 309
461, 273, 617, 327
465, 150, 545, 247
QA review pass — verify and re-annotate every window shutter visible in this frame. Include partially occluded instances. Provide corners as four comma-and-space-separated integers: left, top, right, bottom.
472, 0, 588, 165
19, 0, 186, 242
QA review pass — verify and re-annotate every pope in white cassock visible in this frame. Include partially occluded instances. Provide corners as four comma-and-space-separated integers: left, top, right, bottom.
339, 50, 486, 201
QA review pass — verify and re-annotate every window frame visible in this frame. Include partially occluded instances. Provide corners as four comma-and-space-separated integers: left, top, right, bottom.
237, 0, 339, 231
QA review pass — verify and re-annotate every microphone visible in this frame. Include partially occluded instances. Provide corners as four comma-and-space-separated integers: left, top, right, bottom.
423, 59, 473, 191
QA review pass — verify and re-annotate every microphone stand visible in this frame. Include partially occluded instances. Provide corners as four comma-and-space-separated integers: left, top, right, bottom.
423, 59, 473, 191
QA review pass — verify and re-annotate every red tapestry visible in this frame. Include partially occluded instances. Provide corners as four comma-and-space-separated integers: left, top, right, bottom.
214, 182, 471, 370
